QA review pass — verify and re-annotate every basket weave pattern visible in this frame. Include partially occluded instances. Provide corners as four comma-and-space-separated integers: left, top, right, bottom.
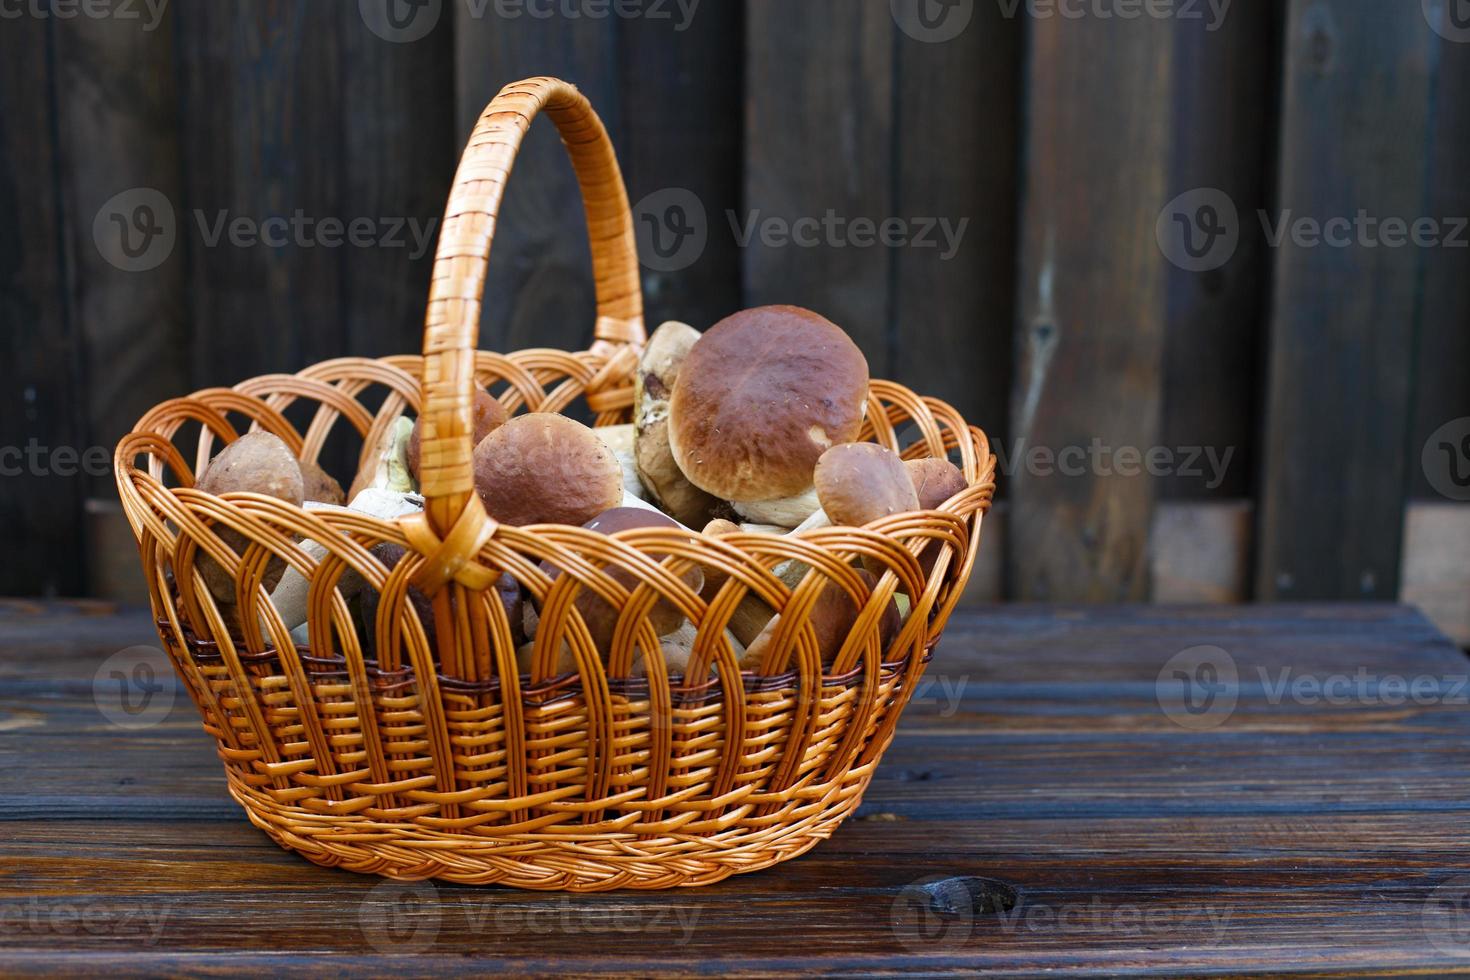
115, 78, 996, 890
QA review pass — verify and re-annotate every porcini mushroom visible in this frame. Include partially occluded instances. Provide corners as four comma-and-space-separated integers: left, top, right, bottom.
815, 442, 919, 527
536, 506, 704, 656
299, 459, 346, 506
905, 457, 968, 577
473, 413, 623, 526
195, 431, 306, 603
407, 386, 507, 485
668, 306, 869, 524
634, 321, 722, 526
741, 568, 900, 671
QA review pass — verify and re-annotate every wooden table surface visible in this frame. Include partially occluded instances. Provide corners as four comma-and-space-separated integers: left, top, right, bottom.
2, 600, 1468, 977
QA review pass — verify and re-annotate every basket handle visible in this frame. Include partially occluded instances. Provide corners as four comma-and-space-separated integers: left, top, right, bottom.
412, 77, 644, 591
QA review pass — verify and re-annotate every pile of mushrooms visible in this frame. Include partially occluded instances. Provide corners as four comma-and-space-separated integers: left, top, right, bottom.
189, 305, 968, 677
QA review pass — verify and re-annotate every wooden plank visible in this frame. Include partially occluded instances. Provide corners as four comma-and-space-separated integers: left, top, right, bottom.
1009, 15, 1177, 600
1158, 4, 1279, 500
1255, 2, 1436, 600
890, 3, 1021, 437
619, 2, 743, 332
1411, 19, 1470, 500
338, 3, 458, 360
175, 2, 346, 388
742, 0, 895, 373
0, 21, 88, 596
49, 9, 188, 602
1150, 500, 1252, 604
452, 11, 620, 355
2, 602, 1468, 974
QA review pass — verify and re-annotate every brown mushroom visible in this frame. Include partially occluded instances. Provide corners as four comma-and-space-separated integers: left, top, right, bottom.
298, 459, 346, 506
408, 386, 507, 485
668, 306, 868, 517
741, 568, 900, 671
814, 442, 919, 527
195, 431, 306, 603
537, 507, 703, 656
905, 456, 968, 578
634, 321, 723, 526
472, 413, 623, 526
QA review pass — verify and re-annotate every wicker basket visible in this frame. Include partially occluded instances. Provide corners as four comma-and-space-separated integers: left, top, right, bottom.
114, 76, 996, 890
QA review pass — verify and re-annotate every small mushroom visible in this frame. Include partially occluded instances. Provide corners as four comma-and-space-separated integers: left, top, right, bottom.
407, 386, 507, 485
299, 459, 346, 506
815, 442, 920, 527
195, 431, 306, 603
668, 306, 869, 520
906, 457, 968, 577
634, 321, 722, 526
537, 507, 704, 656
741, 568, 900, 671
473, 413, 623, 526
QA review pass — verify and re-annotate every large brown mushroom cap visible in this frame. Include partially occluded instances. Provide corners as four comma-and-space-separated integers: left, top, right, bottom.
196, 431, 306, 603
473, 413, 622, 526
668, 306, 868, 502
408, 387, 507, 484
814, 442, 919, 527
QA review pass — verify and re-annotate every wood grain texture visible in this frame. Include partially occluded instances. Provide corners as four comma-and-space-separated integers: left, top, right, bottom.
1010, 15, 1176, 601
338, 2, 457, 360
891, 2, 1021, 453
619, 1, 743, 332
1411, 22, 1470, 501
0, 21, 88, 596
743, 0, 895, 373
1256, 1, 1436, 600
1158, 4, 1278, 501
51, 10, 187, 497
452, 10, 620, 355
2, 601, 1468, 975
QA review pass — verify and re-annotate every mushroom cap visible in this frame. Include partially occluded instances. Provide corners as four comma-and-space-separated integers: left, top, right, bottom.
906, 457, 967, 510
198, 431, 305, 504
299, 458, 346, 506
472, 413, 623, 526
408, 387, 507, 483
668, 306, 868, 502
741, 568, 899, 670
540, 507, 703, 641
813, 442, 919, 527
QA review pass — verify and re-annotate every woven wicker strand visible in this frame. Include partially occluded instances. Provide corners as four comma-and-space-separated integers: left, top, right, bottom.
114, 77, 997, 890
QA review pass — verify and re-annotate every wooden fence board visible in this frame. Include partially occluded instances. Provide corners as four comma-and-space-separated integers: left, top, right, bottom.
1009, 15, 1177, 601
0, 21, 88, 596
891, 2, 1021, 448
175, 2, 346, 388
1256, 1, 1436, 600
619, 3, 743, 332
452, 11, 621, 356
742, 0, 896, 374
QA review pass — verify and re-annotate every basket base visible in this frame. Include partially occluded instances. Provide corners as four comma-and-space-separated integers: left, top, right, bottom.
230, 782, 863, 891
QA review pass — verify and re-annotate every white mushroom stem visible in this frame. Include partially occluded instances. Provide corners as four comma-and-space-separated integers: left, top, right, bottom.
732, 486, 821, 527
266, 491, 425, 633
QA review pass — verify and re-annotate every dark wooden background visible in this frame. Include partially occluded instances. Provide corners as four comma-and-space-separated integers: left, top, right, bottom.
2, 1, 1468, 629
